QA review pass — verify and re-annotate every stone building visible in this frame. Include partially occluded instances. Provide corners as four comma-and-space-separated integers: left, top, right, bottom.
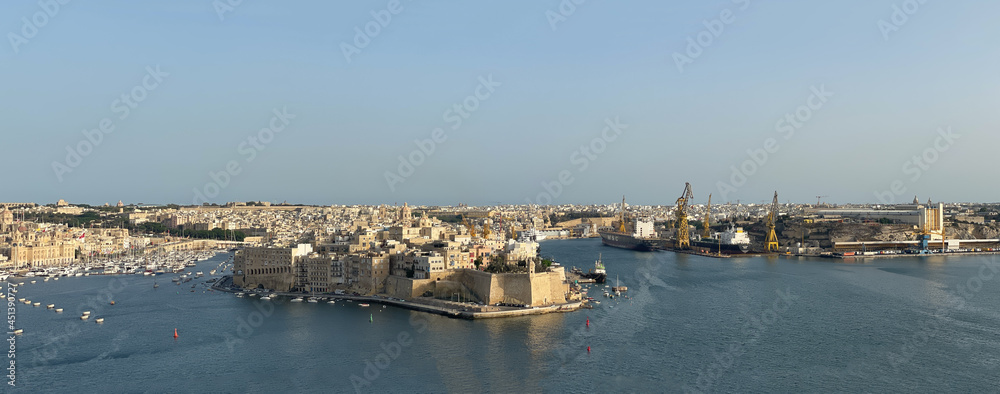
233, 244, 312, 291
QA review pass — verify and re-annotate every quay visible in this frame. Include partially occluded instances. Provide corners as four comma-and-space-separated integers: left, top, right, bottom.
210, 276, 583, 320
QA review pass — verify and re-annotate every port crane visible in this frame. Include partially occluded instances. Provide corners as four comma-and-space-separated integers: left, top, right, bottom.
765, 191, 780, 253
702, 194, 712, 239
815, 195, 829, 206
674, 183, 694, 249
617, 196, 628, 233
463, 216, 476, 238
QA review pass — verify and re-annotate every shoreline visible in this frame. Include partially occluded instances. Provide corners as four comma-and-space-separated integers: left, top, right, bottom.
210, 277, 583, 320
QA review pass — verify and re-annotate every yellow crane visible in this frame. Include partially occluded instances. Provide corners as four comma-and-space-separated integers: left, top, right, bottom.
482, 220, 492, 239
617, 196, 628, 233
675, 183, 694, 249
765, 191, 780, 253
463, 216, 476, 238
702, 193, 712, 239
506, 217, 518, 240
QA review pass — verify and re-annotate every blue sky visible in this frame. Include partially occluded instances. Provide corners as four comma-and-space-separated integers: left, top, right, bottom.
2, 0, 997, 206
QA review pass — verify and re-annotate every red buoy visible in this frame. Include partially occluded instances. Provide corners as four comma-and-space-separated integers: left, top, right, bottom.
173, 328, 178, 339
586, 318, 590, 327
587, 346, 591, 353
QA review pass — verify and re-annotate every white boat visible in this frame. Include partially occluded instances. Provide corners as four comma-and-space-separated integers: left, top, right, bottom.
82, 311, 91, 316
12, 329, 22, 335
0, 274, 9, 281
46, 304, 54, 309
358, 303, 370, 307
307, 297, 318, 303
95, 318, 104, 324
80, 315, 89, 320
196, 272, 203, 277
55, 308, 63, 313
328, 300, 337, 304
290, 297, 304, 302
260, 296, 272, 300
75, 273, 83, 277
32, 302, 40, 307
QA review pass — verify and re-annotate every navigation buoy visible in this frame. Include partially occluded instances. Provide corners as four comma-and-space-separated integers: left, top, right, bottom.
587, 346, 591, 353
586, 318, 590, 327
110, 301, 115, 305
173, 328, 178, 339
370, 314, 373, 323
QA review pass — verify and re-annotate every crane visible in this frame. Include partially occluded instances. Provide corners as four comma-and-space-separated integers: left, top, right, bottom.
482, 220, 492, 239
815, 195, 829, 206
674, 183, 694, 249
507, 217, 518, 240
463, 216, 476, 238
702, 194, 712, 239
617, 196, 628, 233
765, 191, 780, 253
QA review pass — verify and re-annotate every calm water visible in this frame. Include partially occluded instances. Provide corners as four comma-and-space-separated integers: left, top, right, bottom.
8, 239, 1000, 393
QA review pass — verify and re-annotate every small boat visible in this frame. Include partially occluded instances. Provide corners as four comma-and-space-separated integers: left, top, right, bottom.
358, 303, 370, 307
32, 302, 40, 307
328, 300, 336, 304
307, 297, 318, 303
46, 304, 55, 309
110, 301, 115, 305
80, 315, 90, 320
290, 297, 304, 302
82, 311, 91, 316
30, 280, 36, 284
153, 284, 159, 288
55, 308, 63, 313
260, 296, 272, 300
13, 329, 22, 335
95, 318, 104, 324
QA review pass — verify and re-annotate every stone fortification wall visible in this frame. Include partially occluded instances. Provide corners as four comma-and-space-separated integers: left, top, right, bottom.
384, 269, 570, 307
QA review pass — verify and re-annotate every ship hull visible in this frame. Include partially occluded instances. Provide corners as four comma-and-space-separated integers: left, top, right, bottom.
690, 239, 751, 254
598, 231, 656, 252
580, 273, 607, 283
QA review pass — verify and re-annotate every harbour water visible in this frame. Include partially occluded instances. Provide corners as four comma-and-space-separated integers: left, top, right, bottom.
9, 238, 1000, 393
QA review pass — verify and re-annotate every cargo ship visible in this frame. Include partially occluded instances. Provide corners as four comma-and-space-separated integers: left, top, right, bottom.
690, 224, 751, 254
598, 196, 658, 252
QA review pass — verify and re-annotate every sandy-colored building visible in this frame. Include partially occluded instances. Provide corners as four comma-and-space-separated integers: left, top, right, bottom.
234, 244, 312, 291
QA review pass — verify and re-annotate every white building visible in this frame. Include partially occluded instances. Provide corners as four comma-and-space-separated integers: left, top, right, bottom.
414, 253, 445, 279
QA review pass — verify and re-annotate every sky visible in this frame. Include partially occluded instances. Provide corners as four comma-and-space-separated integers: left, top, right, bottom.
2, 0, 998, 206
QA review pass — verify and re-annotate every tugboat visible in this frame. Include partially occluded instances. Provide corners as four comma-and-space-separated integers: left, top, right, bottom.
578, 254, 608, 283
